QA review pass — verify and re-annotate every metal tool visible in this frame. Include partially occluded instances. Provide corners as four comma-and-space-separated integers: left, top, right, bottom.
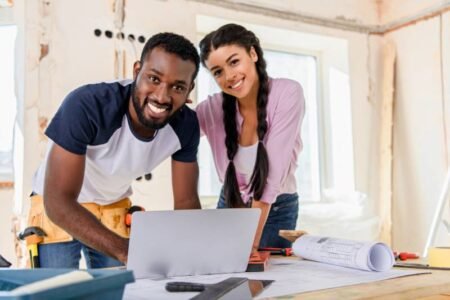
166, 277, 274, 300
0, 254, 11, 268
258, 247, 293, 256
18, 226, 47, 268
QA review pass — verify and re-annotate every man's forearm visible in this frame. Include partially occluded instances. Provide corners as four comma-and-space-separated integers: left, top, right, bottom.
174, 195, 201, 209
45, 200, 128, 263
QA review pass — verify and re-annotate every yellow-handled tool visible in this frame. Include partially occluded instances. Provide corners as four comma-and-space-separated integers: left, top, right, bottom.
18, 226, 46, 268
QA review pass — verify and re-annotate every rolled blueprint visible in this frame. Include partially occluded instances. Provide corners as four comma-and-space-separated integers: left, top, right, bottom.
293, 235, 395, 271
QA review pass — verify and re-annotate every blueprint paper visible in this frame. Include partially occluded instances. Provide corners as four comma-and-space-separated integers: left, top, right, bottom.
293, 235, 395, 271
123, 259, 427, 299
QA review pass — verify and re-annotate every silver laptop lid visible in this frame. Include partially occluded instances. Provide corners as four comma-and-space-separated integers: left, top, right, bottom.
127, 209, 260, 279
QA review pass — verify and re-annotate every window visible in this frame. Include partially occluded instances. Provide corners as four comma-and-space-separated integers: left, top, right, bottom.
0, 25, 17, 182
197, 49, 320, 203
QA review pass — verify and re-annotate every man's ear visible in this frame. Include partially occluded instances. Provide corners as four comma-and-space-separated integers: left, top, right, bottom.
185, 82, 196, 104
250, 46, 258, 63
133, 61, 142, 80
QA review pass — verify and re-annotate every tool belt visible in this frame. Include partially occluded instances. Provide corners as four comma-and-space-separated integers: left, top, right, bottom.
27, 195, 131, 244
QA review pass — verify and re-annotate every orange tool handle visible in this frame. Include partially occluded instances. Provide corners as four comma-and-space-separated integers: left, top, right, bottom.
393, 251, 419, 260
125, 205, 145, 227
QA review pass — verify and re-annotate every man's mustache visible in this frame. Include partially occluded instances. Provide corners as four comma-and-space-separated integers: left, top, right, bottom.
143, 97, 173, 111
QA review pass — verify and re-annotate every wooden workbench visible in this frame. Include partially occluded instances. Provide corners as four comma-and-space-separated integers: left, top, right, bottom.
282, 267, 450, 299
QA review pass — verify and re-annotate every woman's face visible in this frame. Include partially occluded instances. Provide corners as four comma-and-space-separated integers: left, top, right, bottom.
205, 44, 258, 99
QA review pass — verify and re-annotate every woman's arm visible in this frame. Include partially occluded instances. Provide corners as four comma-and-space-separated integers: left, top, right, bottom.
250, 80, 306, 252
251, 200, 271, 254
261, 80, 306, 204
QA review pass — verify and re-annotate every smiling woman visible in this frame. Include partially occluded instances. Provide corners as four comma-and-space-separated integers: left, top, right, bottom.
0, 24, 17, 182
196, 24, 306, 254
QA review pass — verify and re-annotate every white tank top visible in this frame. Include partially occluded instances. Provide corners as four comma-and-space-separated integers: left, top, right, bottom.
234, 142, 258, 186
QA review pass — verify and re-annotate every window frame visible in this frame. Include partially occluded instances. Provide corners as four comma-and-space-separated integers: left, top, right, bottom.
0, 13, 17, 183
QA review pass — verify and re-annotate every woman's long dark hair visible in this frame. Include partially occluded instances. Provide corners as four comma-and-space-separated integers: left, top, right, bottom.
199, 24, 269, 208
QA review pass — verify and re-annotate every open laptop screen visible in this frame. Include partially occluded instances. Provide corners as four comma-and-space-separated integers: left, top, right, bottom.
127, 209, 260, 279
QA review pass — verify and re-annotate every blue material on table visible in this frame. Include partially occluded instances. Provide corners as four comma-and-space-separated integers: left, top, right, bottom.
0, 268, 134, 300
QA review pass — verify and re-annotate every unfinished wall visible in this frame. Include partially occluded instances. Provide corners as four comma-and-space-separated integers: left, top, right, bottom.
380, 0, 449, 24
14, 0, 450, 261
388, 11, 450, 252
194, 0, 380, 25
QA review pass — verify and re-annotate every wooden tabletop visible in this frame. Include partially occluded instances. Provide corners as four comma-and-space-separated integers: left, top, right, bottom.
279, 267, 450, 299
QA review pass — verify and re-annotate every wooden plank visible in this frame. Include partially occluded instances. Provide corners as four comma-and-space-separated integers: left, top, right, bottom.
0, 181, 14, 189
378, 41, 396, 245
277, 270, 450, 299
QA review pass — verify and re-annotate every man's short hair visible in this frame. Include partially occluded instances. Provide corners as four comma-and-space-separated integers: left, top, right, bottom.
140, 32, 200, 81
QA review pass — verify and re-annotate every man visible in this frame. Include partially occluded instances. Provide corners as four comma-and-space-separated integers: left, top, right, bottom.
28, 32, 201, 268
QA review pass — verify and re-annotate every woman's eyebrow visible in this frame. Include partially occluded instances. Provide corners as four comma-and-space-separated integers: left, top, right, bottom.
210, 53, 239, 71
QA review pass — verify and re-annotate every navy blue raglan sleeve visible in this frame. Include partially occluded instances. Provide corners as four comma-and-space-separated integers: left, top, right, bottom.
171, 108, 200, 162
45, 86, 97, 155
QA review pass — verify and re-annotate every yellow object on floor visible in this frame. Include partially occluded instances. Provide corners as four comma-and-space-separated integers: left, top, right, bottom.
428, 247, 450, 268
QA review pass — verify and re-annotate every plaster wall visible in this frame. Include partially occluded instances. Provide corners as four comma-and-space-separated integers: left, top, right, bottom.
388, 12, 450, 252
380, 0, 449, 24
208, 0, 381, 25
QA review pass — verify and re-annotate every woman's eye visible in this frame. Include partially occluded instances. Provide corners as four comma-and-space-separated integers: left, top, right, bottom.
213, 70, 222, 77
230, 59, 239, 66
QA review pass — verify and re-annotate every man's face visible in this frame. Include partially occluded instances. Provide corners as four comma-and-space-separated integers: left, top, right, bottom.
132, 47, 196, 130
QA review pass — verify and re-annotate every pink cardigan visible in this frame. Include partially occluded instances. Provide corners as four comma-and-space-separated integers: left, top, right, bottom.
196, 78, 306, 204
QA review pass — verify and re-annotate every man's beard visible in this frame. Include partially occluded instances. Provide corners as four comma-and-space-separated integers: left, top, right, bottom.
131, 82, 181, 130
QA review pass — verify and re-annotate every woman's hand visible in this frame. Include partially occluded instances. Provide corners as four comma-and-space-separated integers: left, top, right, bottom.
249, 250, 261, 261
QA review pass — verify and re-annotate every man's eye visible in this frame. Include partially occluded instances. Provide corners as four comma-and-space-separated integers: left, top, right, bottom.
230, 59, 239, 66
173, 85, 186, 92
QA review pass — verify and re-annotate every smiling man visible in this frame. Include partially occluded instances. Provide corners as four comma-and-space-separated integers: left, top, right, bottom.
28, 33, 201, 268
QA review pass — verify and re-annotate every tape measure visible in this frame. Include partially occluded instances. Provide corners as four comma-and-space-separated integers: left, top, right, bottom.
428, 247, 450, 268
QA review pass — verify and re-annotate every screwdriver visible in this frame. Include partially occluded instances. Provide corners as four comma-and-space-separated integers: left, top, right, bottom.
258, 247, 293, 256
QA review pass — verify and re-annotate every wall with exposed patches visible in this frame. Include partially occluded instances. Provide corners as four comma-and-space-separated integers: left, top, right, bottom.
386, 9, 450, 253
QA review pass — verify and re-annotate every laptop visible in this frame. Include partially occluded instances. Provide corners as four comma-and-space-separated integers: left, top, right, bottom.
127, 209, 261, 279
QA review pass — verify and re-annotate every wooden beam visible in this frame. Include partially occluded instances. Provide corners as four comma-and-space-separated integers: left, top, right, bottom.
378, 41, 396, 245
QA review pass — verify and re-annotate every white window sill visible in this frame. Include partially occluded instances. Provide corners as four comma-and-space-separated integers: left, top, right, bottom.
299, 201, 380, 241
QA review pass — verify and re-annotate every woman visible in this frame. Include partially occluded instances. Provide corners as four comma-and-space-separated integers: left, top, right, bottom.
196, 24, 305, 253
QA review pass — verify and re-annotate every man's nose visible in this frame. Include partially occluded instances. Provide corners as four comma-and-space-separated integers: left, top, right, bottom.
152, 84, 170, 104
